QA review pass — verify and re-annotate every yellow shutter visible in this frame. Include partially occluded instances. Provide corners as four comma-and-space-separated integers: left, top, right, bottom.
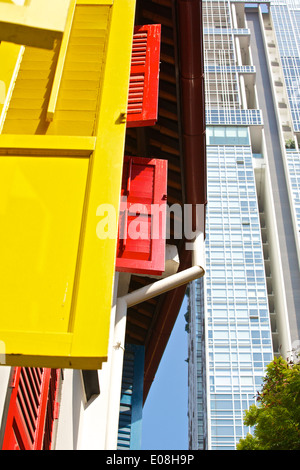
2, 4, 111, 137
46, 4, 111, 136
0, 0, 71, 49
2, 44, 61, 135
0, 0, 136, 369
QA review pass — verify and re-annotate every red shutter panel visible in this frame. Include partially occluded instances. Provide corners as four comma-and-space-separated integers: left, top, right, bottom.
2, 367, 60, 450
127, 24, 161, 128
116, 156, 168, 276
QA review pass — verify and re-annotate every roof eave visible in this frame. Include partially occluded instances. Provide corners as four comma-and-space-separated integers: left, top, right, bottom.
143, 0, 206, 401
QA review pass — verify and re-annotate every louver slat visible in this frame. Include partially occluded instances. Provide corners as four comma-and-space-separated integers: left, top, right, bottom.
127, 24, 161, 128
2, 4, 110, 137
117, 344, 145, 450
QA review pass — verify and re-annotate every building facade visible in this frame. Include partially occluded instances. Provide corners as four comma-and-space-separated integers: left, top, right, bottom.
188, 0, 300, 450
0, 0, 207, 450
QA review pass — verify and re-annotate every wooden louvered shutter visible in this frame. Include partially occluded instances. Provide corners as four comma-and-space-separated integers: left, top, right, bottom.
42, 369, 61, 450
0, 0, 135, 371
2, 4, 111, 137
117, 344, 145, 450
116, 156, 168, 275
2, 368, 60, 450
127, 24, 161, 128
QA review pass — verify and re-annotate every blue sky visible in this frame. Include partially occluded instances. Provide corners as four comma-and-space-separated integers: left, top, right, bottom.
141, 297, 189, 450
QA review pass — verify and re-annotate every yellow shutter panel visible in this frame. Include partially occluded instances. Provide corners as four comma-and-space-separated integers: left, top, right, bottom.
2, 44, 60, 135
2, 4, 110, 137
46, 5, 110, 136
0, 0, 137, 369
0, 155, 89, 334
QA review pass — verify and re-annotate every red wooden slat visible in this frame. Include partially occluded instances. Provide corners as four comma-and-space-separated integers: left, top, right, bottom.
13, 412, 32, 450
31, 367, 42, 390
2, 368, 22, 450
3, 368, 34, 450
34, 369, 51, 450
116, 156, 168, 275
2, 367, 60, 450
5, 424, 20, 450
24, 368, 40, 406
127, 24, 161, 128
16, 387, 36, 442
19, 371, 40, 426
43, 369, 61, 450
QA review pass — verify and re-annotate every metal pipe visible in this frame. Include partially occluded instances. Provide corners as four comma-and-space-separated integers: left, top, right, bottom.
105, 232, 205, 449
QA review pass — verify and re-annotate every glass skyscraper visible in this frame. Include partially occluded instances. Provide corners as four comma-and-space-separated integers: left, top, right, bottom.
188, 0, 300, 450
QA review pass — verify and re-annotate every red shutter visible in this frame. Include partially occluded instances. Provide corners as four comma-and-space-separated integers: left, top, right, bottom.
2, 367, 60, 450
116, 156, 168, 275
127, 24, 161, 128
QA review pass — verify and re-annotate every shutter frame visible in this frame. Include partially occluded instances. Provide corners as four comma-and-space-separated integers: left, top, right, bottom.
116, 156, 168, 275
126, 24, 161, 128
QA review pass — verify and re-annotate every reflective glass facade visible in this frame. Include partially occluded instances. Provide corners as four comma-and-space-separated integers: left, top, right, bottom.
188, 0, 300, 451
204, 144, 273, 449
271, 0, 300, 132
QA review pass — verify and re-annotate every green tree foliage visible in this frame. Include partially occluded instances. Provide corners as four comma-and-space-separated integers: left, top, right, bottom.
237, 356, 300, 450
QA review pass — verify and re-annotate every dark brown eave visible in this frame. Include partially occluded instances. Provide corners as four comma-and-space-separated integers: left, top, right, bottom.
124, 0, 206, 402
143, 0, 207, 401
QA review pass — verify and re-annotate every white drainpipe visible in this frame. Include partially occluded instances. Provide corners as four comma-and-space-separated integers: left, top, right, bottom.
105, 231, 205, 449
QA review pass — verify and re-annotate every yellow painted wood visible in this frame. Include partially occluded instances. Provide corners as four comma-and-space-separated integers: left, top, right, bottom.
2, 3, 112, 137
0, 331, 105, 369
47, 0, 76, 122
0, 135, 96, 155
0, 42, 22, 117
0, 331, 73, 367
47, 4, 111, 136
69, 0, 136, 359
0, 0, 136, 369
77, 0, 114, 4
2, 40, 61, 135
0, 156, 89, 337
0, 0, 71, 49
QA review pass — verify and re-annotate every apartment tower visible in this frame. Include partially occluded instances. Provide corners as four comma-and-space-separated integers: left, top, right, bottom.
188, 0, 300, 450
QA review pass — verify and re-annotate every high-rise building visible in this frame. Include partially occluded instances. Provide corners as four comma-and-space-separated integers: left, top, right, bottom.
0, 0, 207, 450
188, 0, 300, 450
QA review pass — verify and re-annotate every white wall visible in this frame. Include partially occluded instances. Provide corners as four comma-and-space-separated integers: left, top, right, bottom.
0, 366, 12, 430
55, 274, 121, 450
